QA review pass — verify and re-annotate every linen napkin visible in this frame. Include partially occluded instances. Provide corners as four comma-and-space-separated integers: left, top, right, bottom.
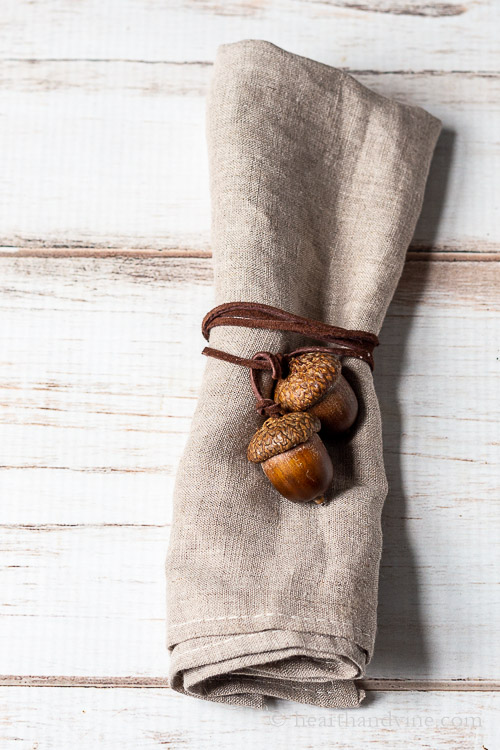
166, 40, 441, 708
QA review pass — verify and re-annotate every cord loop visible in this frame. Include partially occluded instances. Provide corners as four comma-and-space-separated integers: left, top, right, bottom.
201, 302, 379, 416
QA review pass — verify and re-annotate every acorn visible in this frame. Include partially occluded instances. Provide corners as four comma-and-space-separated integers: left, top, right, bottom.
273, 352, 358, 435
247, 412, 333, 504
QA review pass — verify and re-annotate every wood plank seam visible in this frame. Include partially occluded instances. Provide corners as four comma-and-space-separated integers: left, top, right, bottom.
0, 249, 498, 261
0, 677, 498, 691
2, 60, 500, 76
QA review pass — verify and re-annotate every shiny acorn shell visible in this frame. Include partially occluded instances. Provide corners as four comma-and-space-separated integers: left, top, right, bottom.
247, 412, 333, 504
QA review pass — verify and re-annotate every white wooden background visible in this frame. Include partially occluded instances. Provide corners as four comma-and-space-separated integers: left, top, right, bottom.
1, 1, 499, 748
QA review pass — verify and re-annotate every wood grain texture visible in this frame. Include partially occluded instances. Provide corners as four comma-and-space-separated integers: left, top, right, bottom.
0, 61, 499, 254
1, 0, 499, 70
1, 676, 499, 690
0, 256, 498, 680
1, 0, 498, 741
0, 687, 497, 749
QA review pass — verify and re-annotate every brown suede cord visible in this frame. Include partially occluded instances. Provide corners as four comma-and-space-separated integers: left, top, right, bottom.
202, 302, 379, 417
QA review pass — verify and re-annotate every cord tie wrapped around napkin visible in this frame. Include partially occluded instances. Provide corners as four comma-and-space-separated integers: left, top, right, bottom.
202, 301, 379, 416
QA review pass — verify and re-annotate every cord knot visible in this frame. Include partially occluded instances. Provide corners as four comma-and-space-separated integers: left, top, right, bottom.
254, 399, 283, 418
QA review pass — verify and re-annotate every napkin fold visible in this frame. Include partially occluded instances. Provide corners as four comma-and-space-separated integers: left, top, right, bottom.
166, 40, 441, 708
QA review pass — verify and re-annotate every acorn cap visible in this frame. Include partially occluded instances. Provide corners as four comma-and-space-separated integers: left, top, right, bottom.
274, 352, 342, 412
247, 412, 321, 463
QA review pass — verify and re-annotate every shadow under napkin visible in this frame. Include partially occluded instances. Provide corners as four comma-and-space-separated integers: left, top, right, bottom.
370, 128, 455, 679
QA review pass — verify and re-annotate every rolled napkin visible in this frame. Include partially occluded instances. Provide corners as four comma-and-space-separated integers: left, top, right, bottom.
166, 40, 441, 708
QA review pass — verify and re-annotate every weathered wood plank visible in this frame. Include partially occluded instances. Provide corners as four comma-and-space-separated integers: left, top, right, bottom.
0, 256, 498, 519
0, 527, 169, 677
0, 519, 498, 679
0, 257, 498, 679
1, 0, 499, 70
0, 687, 497, 749
0, 62, 499, 253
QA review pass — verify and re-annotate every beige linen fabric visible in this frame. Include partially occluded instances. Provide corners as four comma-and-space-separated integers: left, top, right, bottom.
166, 40, 441, 708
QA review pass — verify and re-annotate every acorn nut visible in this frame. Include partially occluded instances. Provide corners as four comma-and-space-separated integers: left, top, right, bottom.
273, 352, 358, 435
247, 412, 333, 504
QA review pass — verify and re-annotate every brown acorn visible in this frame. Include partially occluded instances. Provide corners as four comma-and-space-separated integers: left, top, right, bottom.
273, 352, 358, 435
247, 412, 333, 504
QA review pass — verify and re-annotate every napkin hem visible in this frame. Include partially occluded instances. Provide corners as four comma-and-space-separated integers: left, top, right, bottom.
168, 610, 375, 657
